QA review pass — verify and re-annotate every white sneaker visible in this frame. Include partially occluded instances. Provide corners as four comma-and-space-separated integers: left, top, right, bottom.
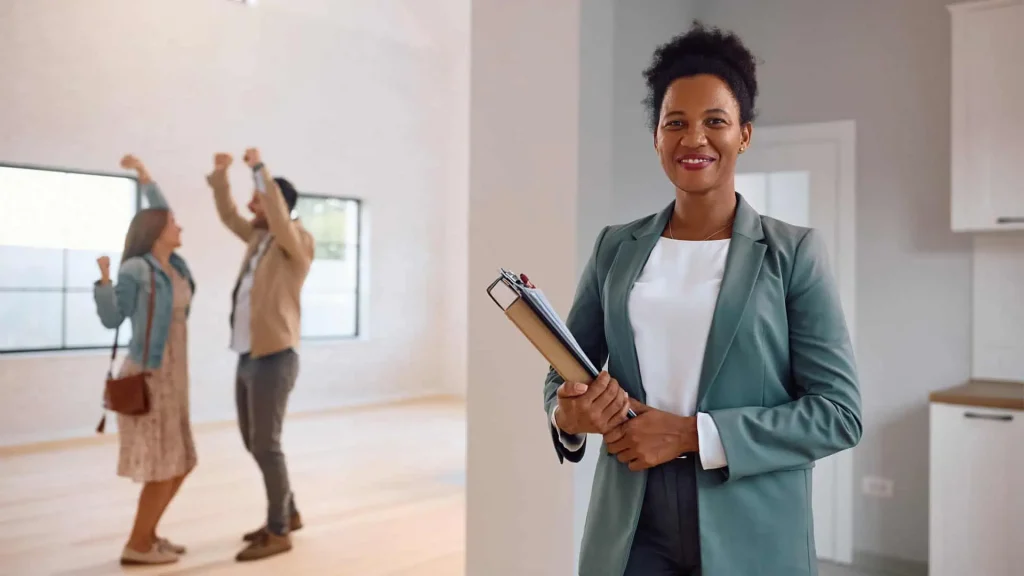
121, 543, 179, 565
157, 537, 186, 555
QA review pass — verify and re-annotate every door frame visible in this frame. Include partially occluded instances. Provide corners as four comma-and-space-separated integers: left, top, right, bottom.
750, 120, 857, 564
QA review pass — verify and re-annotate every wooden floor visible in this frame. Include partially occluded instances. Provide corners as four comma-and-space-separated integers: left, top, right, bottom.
0, 399, 889, 576
0, 399, 467, 576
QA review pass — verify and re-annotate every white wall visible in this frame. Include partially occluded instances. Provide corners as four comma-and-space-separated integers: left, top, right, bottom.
609, 0, 697, 224
0, 0, 469, 446
438, 1, 471, 398
466, 1, 582, 574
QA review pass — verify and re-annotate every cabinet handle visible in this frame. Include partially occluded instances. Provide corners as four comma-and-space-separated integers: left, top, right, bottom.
963, 412, 1014, 422
995, 217, 1024, 224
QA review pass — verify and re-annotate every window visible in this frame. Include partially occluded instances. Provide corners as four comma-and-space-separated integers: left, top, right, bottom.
735, 171, 811, 227
0, 164, 138, 353
294, 195, 361, 339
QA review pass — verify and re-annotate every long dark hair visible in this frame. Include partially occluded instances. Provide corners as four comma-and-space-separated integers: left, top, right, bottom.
121, 208, 169, 262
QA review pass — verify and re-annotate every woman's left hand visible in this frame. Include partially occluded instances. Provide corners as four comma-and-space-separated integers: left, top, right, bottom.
604, 400, 699, 471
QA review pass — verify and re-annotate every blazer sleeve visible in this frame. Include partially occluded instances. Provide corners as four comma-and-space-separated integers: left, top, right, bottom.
258, 171, 314, 270
208, 169, 255, 243
709, 229, 863, 482
94, 259, 143, 329
542, 226, 611, 464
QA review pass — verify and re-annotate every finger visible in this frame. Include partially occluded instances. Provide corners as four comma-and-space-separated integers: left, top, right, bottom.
616, 447, 639, 465
629, 397, 651, 414
556, 381, 588, 398
628, 458, 650, 472
618, 394, 633, 423
603, 426, 626, 447
591, 379, 619, 415
606, 438, 628, 455
589, 384, 624, 433
599, 388, 628, 426
580, 372, 610, 401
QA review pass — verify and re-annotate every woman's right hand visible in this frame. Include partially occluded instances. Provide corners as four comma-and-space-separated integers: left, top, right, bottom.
553, 371, 631, 436
97, 256, 111, 284
120, 154, 153, 184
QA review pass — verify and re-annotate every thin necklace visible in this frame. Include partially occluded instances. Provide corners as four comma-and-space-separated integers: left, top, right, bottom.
668, 217, 733, 241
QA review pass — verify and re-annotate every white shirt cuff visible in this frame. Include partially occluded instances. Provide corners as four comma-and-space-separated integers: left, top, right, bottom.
550, 406, 585, 452
696, 412, 728, 470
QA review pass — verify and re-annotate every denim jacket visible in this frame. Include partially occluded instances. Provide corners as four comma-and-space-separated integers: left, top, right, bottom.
93, 182, 196, 369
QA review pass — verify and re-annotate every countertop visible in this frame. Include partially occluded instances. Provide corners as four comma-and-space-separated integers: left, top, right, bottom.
929, 379, 1024, 410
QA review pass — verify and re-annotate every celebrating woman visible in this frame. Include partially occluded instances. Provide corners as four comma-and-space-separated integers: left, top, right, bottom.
95, 155, 197, 566
545, 23, 862, 576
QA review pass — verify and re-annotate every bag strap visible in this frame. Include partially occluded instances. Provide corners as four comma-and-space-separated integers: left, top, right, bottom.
141, 264, 157, 368
106, 263, 158, 377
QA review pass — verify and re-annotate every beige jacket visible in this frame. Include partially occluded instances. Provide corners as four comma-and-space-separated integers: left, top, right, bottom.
208, 167, 314, 358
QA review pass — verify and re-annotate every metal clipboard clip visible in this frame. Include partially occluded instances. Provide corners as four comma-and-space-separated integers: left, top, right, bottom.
486, 268, 526, 312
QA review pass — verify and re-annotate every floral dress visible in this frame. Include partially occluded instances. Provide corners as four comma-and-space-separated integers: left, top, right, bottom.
116, 267, 197, 483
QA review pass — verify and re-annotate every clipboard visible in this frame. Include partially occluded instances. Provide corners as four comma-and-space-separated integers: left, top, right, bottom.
486, 268, 637, 419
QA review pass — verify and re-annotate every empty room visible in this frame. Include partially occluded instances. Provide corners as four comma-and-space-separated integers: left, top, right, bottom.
1, 1, 1020, 575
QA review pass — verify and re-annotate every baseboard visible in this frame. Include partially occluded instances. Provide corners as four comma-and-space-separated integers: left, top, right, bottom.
0, 392, 463, 456
851, 551, 928, 576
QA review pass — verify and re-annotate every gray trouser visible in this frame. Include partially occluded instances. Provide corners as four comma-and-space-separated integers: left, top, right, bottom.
236, 349, 299, 536
624, 456, 702, 576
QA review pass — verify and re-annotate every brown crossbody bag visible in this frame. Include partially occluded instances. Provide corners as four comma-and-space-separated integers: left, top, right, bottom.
96, 265, 156, 433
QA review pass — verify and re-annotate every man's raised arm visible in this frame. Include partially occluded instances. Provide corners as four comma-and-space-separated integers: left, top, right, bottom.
207, 153, 253, 242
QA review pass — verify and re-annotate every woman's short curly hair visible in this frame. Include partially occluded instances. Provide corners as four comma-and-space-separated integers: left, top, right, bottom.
642, 21, 759, 132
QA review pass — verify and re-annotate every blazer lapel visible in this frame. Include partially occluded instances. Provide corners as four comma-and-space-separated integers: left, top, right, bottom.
606, 204, 674, 403
237, 232, 265, 278
696, 195, 766, 407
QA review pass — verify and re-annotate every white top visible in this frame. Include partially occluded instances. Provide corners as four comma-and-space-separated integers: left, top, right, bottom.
231, 234, 272, 354
553, 237, 730, 471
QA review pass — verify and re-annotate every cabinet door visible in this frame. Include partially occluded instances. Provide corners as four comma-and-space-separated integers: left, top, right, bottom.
929, 403, 1021, 576
1010, 409, 1024, 573
950, 2, 1024, 231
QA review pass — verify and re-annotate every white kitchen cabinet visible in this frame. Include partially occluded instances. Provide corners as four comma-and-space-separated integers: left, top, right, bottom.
949, 1, 1024, 232
929, 401, 1024, 576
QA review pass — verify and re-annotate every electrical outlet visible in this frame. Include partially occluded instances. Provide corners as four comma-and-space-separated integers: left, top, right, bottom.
861, 476, 894, 498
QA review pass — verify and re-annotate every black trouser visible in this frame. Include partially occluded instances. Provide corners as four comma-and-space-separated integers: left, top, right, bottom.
624, 456, 702, 576
236, 349, 299, 536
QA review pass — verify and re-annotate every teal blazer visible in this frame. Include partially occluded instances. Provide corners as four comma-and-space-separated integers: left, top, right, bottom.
543, 194, 862, 576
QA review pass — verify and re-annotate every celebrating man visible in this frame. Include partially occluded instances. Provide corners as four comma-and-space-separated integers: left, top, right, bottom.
207, 149, 314, 561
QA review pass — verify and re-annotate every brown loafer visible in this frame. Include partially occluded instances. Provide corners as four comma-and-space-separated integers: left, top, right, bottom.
235, 531, 292, 562
242, 512, 303, 542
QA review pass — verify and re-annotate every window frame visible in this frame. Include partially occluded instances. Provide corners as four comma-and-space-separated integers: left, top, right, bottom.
0, 161, 141, 355
295, 193, 363, 341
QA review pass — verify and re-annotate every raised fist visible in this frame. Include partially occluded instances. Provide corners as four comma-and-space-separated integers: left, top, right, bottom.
243, 148, 262, 168
213, 153, 233, 171
97, 256, 111, 281
119, 154, 142, 171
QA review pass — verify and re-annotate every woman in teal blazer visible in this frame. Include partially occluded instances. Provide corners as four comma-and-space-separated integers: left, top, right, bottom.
545, 23, 862, 576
